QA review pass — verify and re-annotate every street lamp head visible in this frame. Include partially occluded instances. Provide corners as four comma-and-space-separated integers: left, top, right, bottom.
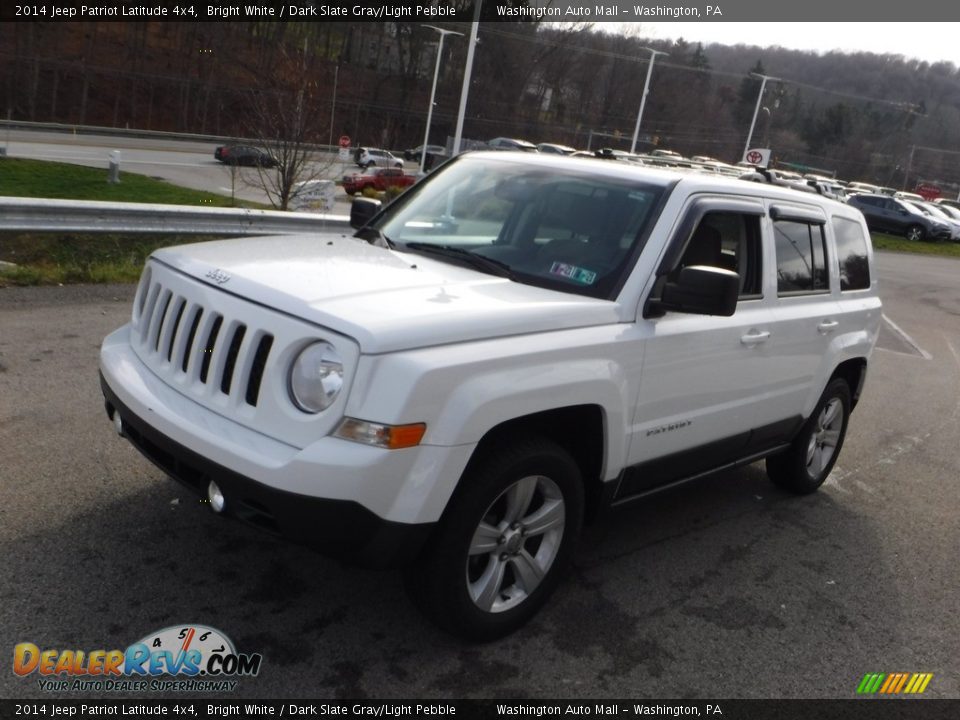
422, 25, 464, 38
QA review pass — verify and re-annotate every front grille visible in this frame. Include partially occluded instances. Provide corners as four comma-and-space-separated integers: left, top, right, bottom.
134, 274, 273, 408
128, 259, 356, 450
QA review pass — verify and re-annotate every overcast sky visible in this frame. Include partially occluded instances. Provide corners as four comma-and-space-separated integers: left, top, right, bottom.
601, 22, 960, 66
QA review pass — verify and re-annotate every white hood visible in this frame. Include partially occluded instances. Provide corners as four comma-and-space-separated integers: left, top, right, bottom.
152, 233, 620, 353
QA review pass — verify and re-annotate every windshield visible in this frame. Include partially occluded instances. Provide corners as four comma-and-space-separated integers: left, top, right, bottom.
374, 155, 667, 299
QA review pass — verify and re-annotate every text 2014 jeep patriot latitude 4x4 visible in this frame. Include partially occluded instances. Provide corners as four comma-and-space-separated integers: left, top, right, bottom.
100, 152, 881, 639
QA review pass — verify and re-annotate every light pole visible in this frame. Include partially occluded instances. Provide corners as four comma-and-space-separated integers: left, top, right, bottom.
420, 25, 462, 174
743, 73, 780, 162
328, 62, 339, 150
630, 48, 668, 154
453, 0, 482, 156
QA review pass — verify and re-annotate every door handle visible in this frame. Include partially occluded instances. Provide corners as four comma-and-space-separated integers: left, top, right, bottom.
818, 320, 839, 333
740, 330, 770, 346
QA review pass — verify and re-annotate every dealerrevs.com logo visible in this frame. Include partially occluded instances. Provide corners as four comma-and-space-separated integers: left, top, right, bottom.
13, 624, 262, 693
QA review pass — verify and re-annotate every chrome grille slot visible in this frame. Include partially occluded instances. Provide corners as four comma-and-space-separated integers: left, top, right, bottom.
164, 299, 187, 363
220, 324, 246, 396
245, 334, 273, 407
135, 266, 152, 319
152, 291, 173, 352
199, 315, 223, 384
139, 282, 162, 343
180, 307, 204, 373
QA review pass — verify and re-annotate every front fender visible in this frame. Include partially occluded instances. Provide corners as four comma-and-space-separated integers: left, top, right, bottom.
344, 326, 639, 483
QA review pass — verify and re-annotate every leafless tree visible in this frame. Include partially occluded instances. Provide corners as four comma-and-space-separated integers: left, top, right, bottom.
242, 44, 335, 211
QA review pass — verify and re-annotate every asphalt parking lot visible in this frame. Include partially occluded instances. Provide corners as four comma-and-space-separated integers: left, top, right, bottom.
0, 251, 957, 701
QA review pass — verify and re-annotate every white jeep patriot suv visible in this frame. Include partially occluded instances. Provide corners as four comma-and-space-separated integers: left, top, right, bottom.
100, 152, 881, 639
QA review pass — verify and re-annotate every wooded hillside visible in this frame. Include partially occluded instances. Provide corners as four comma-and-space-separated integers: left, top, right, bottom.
2, 20, 958, 189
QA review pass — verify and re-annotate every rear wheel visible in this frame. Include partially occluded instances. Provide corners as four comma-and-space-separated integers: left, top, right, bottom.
404, 437, 583, 641
766, 378, 851, 494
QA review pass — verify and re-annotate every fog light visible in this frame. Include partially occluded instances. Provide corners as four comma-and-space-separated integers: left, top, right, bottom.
113, 412, 124, 437
207, 481, 225, 513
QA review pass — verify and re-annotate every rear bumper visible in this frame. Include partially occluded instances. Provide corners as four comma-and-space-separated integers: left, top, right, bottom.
101, 373, 434, 568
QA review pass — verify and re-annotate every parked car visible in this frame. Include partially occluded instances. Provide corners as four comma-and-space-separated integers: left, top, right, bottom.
806, 180, 848, 202
932, 202, 960, 224
846, 181, 881, 196
403, 144, 445, 161
354, 147, 403, 169
903, 200, 960, 241
487, 137, 538, 152
342, 167, 416, 196
214, 145, 277, 168
536, 143, 576, 155
101, 152, 880, 640
934, 198, 960, 212
648, 149, 685, 160
894, 191, 925, 202
847, 193, 952, 241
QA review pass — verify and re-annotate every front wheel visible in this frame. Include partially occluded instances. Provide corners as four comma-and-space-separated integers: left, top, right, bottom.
766, 378, 851, 494
905, 224, 925, 242
404, 437, 583, 641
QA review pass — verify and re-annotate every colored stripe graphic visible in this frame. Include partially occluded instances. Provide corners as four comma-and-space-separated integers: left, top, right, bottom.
857, 673, 885, 694
857, 673, 933, 694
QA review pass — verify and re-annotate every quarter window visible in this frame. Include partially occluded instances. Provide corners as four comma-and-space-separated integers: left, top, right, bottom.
832, 216, 871, 291
774, 220, 829, 294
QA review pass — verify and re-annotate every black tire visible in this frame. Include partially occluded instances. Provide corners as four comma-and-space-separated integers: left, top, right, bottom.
766, 378, 851, 494
404, 436, 584, 641
905, 224, 925, 242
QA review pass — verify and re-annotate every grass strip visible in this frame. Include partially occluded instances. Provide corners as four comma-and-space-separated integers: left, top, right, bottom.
0, 157, 258, 207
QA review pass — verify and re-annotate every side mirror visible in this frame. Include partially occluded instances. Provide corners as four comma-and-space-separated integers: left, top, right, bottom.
350, 197, 382, 229
655, 266, 740, 317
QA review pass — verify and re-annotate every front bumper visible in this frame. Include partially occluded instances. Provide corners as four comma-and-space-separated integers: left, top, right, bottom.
98, 326, 474, 568
102, 374, 432, 567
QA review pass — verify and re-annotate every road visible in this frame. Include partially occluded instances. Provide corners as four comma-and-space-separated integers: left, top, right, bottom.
1, 128, 393, 211
0, 250, 960, 699
0, 250, 958, 701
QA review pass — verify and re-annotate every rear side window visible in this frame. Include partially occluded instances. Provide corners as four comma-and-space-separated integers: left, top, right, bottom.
774, 220, 829, 294
832, 216, 871, 291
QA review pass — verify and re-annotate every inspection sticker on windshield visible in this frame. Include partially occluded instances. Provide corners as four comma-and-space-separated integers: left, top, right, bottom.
549, 262, 597, 285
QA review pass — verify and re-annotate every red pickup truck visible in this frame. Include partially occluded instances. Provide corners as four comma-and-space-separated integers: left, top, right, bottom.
342, 167, 416, 195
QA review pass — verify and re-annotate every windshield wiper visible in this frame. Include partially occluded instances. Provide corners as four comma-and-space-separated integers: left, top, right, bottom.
354, 226, 395, 249
402, 242, 513, 278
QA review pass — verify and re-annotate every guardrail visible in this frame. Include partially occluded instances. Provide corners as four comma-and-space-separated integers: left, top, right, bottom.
0, 197, 351, 235
0, 119, 344, 155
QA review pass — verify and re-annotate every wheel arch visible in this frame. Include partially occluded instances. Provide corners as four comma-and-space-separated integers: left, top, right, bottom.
829, 357, 868, 411
455, 404, 608, 523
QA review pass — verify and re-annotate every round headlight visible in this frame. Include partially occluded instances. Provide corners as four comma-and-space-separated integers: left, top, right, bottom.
289, 341, 344, 413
